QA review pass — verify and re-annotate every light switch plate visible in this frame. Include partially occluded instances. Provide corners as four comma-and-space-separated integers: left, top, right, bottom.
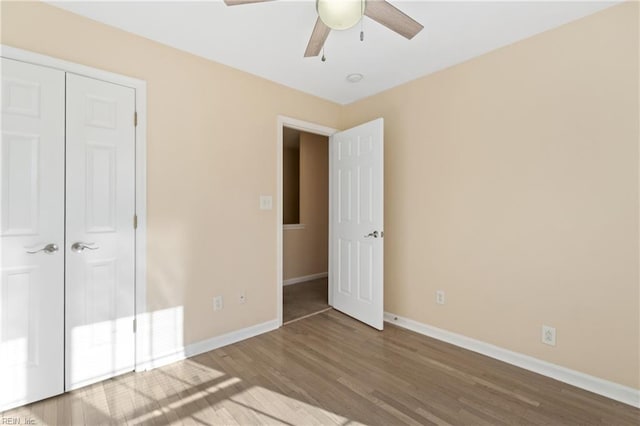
259, 195, 273, 210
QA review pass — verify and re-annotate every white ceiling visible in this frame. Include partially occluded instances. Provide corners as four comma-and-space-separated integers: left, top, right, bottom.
48, 1, 619, 105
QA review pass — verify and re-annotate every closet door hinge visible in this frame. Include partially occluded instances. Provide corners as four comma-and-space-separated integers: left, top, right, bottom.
134, 111, 138, 127
133, 214, 138, 229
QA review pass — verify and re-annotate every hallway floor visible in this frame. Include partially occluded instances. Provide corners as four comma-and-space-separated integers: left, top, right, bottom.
283, 278, 328, 323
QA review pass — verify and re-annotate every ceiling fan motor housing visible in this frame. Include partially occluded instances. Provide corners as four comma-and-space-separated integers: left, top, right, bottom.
316, 0, 366, 30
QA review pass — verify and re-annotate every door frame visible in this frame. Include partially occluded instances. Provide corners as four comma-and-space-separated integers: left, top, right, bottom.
276, 116, 337, 326
1, 45, 148, 370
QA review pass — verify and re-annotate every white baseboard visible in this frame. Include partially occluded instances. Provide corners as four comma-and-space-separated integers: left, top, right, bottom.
136, 319, 279, 371
384, 312, 640, 409
184, 319, 278, 357
283, 272, 328, 286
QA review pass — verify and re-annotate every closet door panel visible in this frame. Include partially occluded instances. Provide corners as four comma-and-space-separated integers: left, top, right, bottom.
65, 73, 136, 390
0, 58, 65, 411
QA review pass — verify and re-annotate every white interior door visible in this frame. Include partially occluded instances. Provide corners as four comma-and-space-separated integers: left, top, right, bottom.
0, 58, 65, 410
330, 118, 384, 330
65, 73, 136, 390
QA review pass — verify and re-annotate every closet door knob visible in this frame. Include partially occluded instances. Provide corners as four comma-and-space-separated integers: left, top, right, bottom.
71, 242, 99, 253
26, 243, 59, 254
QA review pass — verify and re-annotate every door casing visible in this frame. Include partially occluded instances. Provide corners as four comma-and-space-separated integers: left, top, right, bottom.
1, 45, 149, 371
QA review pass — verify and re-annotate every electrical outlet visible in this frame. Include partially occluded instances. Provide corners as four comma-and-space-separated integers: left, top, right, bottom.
239, 291, 246, 304
213, 296, 223, 312
436, 290, 445, 305
542, 325, 556, 346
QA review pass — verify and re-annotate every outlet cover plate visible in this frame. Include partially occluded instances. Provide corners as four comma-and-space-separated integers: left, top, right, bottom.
542, 325, 556, 346
213, 296, 223, 312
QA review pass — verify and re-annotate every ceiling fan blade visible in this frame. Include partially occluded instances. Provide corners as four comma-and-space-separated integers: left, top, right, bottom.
364, 0, 424, 40
224, 0, 274, 5
304, 17, 331, 57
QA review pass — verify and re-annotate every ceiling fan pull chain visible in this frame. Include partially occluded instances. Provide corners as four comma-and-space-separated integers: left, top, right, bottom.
321, 48, 326, 62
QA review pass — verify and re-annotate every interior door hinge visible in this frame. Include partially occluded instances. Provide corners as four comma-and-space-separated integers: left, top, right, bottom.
134, 111, 138, 127
133, 318, 137, 333
133, 214, 138, 229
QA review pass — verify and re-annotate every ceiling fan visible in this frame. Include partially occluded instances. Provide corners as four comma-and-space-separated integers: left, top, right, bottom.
223, 0, 424, 58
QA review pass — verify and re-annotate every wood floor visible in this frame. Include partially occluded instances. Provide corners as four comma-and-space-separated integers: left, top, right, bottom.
283, 278, 329, 323
2, 309, 639, 425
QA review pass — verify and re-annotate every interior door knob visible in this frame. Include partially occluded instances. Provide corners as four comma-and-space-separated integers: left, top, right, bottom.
71, 242, 99, 253
364, 231, 379, 238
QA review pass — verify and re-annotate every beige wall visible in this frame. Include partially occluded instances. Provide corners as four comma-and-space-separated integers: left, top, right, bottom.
283, 132, 329, 280
1, 1, 341, 348
342, 2, 639, 388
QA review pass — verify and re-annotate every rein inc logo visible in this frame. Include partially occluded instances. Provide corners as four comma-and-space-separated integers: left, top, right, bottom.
0, 417, 37, 425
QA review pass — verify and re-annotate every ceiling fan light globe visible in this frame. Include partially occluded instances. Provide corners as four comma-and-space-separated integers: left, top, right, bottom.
316, 0, 364, 31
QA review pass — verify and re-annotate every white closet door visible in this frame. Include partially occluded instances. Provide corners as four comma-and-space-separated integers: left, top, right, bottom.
0, 58, 65, 410
65, 73, 136, 390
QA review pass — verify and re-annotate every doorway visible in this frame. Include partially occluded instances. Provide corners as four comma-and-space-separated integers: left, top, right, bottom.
276, 116, 385, 330
277, 117, 336, 326
282, 127, 330, 323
